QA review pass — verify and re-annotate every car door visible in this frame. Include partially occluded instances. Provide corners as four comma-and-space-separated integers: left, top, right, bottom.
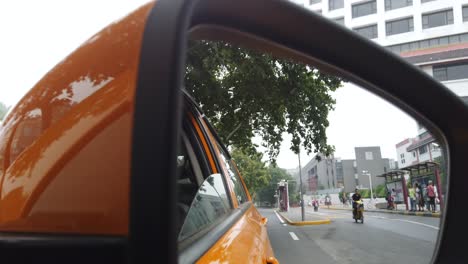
178, 99, 276, 264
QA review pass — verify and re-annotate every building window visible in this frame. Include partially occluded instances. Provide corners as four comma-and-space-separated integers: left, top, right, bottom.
310, 0, 321, 4
400, 153, 405, 159
352, 1, 377, 18
333, 17, 345, 25
413, 151, 416, 157
419, 145, 428, 154
365, 151, 373, 160
402, 159, 405, 164
433, 62, 468, 82
422, 9, 454, 29
463, 6, 468, 22
387, 33, 468, 54
385, 0, 412, 11
386, 17, 413, 36
354, 24, 378, 39
329, 0, 344, 11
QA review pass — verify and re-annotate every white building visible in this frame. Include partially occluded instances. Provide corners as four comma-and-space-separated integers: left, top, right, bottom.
396, 124, 442, 167
292, 0, 468, 100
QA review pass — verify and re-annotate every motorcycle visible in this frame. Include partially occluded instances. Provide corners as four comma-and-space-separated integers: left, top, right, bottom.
353, 199, 364, 223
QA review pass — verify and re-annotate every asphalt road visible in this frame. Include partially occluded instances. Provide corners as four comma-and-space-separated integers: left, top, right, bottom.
259, 208, 440, 264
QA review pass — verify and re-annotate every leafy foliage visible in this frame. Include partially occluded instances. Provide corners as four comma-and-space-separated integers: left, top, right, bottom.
185, 40, 342, 162
231, 148, 270, 199
0, 102, 9, 121
256, 166, 298, 205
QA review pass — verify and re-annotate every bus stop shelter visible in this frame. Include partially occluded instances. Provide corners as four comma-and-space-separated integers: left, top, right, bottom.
377, 170, 409, 210
401, 161, 443, 210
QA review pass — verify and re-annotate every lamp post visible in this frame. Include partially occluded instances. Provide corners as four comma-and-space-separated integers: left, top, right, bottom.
362, 170, 374, 205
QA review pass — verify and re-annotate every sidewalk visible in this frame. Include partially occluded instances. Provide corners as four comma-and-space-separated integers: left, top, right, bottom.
325, 204, 441, 218
276, 207, 331, 225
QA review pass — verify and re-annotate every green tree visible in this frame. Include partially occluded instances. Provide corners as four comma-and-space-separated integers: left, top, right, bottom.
231, 148, 270, 199
185, 40, 342, 161
256, 166, 297, 205
0, 102, 9, 121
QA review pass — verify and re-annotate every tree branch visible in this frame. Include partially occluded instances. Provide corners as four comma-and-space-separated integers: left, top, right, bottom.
226, 122, 243, 141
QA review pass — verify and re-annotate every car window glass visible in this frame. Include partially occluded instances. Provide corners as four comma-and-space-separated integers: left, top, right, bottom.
178, 173, 231, 241
217, 143, 248, 205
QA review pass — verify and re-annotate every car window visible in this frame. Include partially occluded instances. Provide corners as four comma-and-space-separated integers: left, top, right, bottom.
216, 143, 249, 205
177, 131, 233, 242
178, 173, 231, 242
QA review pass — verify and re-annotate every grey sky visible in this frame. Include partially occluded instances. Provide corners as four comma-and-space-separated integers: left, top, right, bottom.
0, 0, 418, 169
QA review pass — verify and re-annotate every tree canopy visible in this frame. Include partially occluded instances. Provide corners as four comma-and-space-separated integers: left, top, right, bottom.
256, 166, 298, 205
0, 102, 9, 121
231, 147, 270, 199
185, 40, 342, 162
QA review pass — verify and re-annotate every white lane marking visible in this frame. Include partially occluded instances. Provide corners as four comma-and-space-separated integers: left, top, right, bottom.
274, 210, 285, 224
322, 210, 439, 229
392, 219, 440, 230
289, 232, 299, 241
283, 224, 287, 226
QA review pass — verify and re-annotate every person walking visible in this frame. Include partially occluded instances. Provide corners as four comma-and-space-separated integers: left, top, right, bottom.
409, 183, 416, 212
415, 182, 424, 211
427, 180, 437, 212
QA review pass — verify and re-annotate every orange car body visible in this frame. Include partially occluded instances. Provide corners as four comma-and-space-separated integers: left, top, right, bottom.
0, 2, 276, 263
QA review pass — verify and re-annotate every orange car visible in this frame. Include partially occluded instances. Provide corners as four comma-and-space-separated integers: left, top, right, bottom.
0, 2, 278, 263
2, 0, 468, 263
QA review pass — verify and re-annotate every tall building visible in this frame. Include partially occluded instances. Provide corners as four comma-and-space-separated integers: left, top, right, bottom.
354, 147, 387, 190
301, 147, 391, 193
302, 153, 338, 193
292, 0, 468, 101
336, 159, 358, 193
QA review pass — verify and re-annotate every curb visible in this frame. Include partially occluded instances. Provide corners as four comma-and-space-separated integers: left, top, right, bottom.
276, 210, 331, 226
326, 207, 441, 218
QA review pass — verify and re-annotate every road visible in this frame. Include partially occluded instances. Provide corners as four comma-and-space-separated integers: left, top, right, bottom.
260, 208, 440, 264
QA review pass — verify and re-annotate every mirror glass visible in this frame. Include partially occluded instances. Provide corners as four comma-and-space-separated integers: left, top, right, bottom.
181, 38, 448, 264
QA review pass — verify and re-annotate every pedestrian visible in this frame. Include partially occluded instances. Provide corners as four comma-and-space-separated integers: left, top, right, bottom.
415, 182, 424, 211
427, 180, 437, 212
391, 188, 397, 210
409, 183, 416, 212
386, 191, 394, 210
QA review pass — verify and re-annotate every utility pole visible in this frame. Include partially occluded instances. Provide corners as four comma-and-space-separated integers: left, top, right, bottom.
363, 170, 374, 205
298, 151, 305, 221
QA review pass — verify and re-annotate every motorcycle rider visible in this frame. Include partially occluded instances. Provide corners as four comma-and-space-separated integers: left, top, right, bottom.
352, 188, 362, 218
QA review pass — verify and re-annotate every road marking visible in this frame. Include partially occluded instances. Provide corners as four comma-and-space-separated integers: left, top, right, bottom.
289, 232, 299, 240
363, 215, 439, 230
274, 211, 285, 224
392, 219, 440, 230
321, 210, 439, 229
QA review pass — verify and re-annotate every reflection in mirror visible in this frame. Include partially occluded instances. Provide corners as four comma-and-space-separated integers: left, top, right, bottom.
178, 173, 231, 242
182, 38, 447, 264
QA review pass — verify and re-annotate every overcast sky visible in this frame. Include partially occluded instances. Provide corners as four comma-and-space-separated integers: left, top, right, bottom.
0, 0, 418, 169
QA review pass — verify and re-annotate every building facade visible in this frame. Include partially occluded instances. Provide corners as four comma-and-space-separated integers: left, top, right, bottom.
301, 147, 392, 193
396, 124, 442, 167
291, 0, 468, 101
301, 153, 338, 194
354, 146, 387, 190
